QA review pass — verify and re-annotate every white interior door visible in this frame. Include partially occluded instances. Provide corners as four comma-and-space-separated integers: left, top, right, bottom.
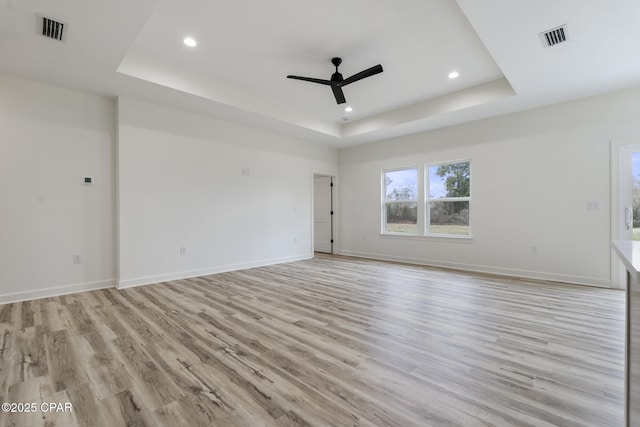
314, 176, 332, 253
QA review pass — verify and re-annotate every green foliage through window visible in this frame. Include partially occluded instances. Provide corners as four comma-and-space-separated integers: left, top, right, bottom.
381, 162, 471, 237
384, 168, 418, 233
436, 163, 470, 198
428, 161, 471, 236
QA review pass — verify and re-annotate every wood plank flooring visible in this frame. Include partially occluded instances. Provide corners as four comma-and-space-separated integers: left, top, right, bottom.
0, 255, 625, 426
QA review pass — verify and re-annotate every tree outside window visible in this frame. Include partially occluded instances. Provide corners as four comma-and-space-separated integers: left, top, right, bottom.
428, 161, 471, 236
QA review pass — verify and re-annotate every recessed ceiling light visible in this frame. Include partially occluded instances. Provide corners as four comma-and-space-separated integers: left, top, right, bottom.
448, 71, 460, 79
183, 37, 197, 47
345, 106, 353, 113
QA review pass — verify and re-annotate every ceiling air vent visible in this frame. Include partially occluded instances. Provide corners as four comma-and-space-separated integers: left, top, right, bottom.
38, 15, 66, 42
540, 25, 567, 48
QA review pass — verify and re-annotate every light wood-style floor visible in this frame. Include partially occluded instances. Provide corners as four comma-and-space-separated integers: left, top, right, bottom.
0, 255, 625, 426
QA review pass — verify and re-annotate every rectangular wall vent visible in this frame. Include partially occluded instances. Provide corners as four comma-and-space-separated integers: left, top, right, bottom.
540, 25, 567, 48
39, 15, 66, 42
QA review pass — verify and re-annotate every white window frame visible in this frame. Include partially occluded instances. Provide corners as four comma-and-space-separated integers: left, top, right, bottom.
426, 160, 472, 238
381, 166, 422, 235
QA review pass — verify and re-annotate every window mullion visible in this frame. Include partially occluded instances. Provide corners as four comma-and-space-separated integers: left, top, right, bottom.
428, 196, 470, 203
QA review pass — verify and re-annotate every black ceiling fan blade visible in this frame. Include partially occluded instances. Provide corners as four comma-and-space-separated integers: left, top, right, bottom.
286, 75, 332, 86
331, 84, 346, 104
287, 58, 382, 104
341, 64, 383, 86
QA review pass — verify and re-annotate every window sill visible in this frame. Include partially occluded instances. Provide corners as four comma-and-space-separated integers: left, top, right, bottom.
379, 233, 473, 243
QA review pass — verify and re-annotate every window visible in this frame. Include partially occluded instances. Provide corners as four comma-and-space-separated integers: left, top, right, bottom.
383, 168, 418, 234
381, 161, 471, 238
427, 161, 471, 236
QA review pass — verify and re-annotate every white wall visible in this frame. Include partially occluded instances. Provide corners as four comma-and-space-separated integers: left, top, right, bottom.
117, 97, 337, 287
0, 73, 337, 301
339, 88, 640, 287
0, 73, 116, 302
4, 69, 639, 300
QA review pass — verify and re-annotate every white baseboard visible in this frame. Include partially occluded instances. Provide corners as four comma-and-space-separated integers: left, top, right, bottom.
338, 250, 612, 288
118, 253, 313, 289
1, 250, 607, 304
0, 279, 116, 305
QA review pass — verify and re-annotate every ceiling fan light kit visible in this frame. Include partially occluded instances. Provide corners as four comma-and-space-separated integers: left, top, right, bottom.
287, 57, 383, 105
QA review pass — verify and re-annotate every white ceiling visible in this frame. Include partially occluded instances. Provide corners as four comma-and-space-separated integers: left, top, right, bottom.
1, 0, 640, 147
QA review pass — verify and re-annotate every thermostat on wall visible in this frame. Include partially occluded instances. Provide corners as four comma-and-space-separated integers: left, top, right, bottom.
82, 176, 93, 185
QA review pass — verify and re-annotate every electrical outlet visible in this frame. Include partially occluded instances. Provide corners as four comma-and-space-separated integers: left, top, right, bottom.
179, 246, 186, 255
531, 246, 539, 255
293, 237, 298, 244
72, 254, 82, 264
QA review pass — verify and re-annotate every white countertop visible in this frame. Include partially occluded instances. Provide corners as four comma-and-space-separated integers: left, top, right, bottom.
612, 240, 640, 282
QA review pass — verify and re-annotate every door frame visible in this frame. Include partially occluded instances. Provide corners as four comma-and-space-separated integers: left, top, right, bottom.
611, 137, 640, 289
311, 171, 338, 255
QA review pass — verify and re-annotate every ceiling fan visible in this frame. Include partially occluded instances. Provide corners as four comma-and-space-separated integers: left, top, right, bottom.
287, 57, 383, 105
